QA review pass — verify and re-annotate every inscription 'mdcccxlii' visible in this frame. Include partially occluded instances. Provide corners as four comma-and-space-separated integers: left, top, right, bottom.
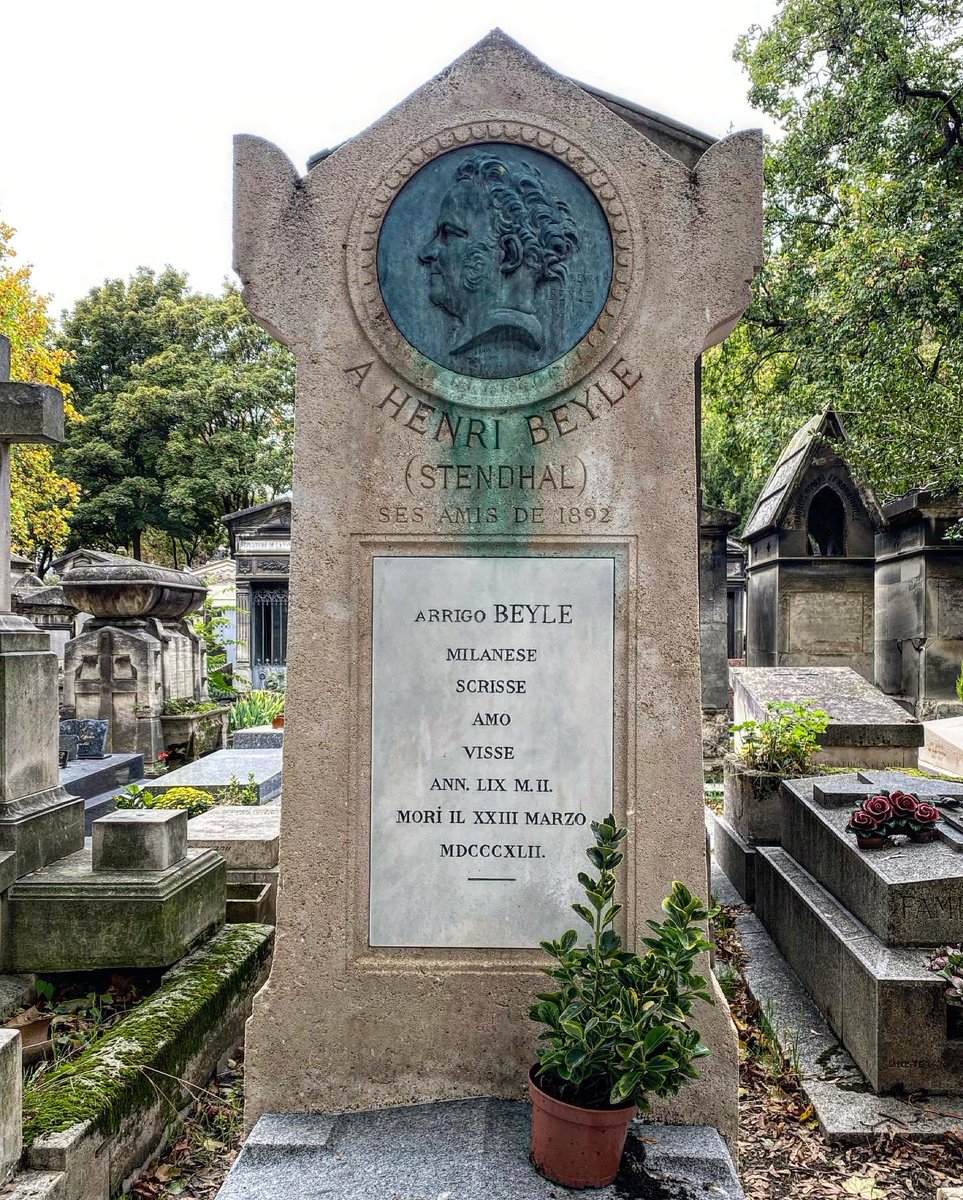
369, 555, 615, 949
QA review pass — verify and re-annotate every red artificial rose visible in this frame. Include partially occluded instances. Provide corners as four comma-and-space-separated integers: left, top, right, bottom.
915, 803, 940, 824
864, 795, 894, 820
849, 810, 878, 832
889, 791, 919, 816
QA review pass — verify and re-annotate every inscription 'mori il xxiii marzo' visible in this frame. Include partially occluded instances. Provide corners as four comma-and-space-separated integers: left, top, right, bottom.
369, 555, 614, 948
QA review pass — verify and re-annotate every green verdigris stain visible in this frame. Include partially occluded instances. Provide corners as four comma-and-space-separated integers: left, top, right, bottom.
22, 924, 273, 1145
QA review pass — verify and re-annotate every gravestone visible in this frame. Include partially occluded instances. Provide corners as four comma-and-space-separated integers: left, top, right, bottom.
236, 31, 761, 1141
0, 335, 84, 883
59, 718, 109, 760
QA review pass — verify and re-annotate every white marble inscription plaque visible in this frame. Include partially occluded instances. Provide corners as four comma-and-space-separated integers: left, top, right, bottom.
370, 555, 614, 948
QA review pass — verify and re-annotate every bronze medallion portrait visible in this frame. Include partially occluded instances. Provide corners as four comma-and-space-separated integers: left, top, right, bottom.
376, 143, 614, 381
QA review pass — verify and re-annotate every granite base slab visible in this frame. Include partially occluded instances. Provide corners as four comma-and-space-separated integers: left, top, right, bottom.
59, 753, 144, 802
232, 726, 283, 750
145, 750, 281, 803
711, 864, 963, 1142
216, 1104, 744, 1199
755, 846, 963, 1093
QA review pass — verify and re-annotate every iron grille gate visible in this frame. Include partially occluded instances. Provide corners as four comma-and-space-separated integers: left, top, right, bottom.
251, 585, 289, 673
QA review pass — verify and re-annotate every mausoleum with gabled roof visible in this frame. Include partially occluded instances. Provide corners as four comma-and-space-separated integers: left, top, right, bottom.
743, 410, 883, 680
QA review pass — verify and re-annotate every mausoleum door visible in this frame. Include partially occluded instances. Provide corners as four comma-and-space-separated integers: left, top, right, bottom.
250, 584, 288, 686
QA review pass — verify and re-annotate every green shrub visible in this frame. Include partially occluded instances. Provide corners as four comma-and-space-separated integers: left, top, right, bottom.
530, 815, 713, 1110
212, 774, 260, 807
116, 784, 214, 819
161, 698, 223, 717
731, 700, 830, 776
229, 690, 284, 732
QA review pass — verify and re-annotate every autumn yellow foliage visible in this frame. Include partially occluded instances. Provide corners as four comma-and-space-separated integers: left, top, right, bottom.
0, 220, 80, 570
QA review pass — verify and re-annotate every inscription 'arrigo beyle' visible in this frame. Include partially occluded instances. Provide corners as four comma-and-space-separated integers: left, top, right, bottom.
370, 555, 614, 948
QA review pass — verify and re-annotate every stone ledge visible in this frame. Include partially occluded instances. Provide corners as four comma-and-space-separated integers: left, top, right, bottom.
713, 865, 963, 1142
755, 847, 963, 1093
216, 1105, 744, 1199
145, 750, 281, 804
21, 924, 273, 1200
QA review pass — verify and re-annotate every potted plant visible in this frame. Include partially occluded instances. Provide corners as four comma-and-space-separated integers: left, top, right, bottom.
725, 700, 830, 844
846, 790, 941, 848
528, 815, 713, 1189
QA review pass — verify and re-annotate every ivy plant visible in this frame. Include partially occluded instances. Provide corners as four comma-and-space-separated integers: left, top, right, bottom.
530, 815, 713, 1110
731, 699, 830, 776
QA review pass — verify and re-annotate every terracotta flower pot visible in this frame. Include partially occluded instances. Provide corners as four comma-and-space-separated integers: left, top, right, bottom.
855, 834, 889, 850
909, 828, 939, 843
272, 715, 285, 729
528, 1067, 636, 1188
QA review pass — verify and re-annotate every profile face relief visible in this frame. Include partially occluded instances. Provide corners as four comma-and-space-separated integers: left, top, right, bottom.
418, 154, 580, 358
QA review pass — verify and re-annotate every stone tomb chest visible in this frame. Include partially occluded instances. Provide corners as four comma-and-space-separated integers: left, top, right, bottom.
234, 31, 762, 1141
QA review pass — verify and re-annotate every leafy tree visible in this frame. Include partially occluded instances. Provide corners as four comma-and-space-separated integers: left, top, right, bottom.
703, 0, 963, 518
58, 271, 294, 565
0, 220, 80, 574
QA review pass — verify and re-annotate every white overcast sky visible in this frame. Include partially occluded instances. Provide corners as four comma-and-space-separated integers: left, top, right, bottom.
3, 0, 780, 322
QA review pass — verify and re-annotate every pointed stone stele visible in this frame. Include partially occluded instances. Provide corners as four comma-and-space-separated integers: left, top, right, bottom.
234, 30, 762, 1145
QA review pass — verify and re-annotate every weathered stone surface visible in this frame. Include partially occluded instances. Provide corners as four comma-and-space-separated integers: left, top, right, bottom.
227, 869, 278, 925
237, 29, 760, 1140
938, 1189, 963, 1199
217, 1106, 744, 1200
6, 847, 225, 970
0, 1027, 21, 1184
0, 383, 64, 445
160, 707, 229, 763
755, 846, 963, 1093
92, 809, 188, 873
0, 618, 60, 803
856, 769, 963, 797
146, 750, 281, 803
700, 506, 740, 713
187, 806, 280, 869
722, 757, 784, 843
59, 753, 144, 802
61, 561, 205, 621
0, 788, 85, 881
226, 880, 273, 924
0, 849, 15, 894
707, 811, 756, 904
732, 666, 923, 766
0, 974, 33, 1021
232, 726, 283, 750
782, 776, 963, 946
23, 925, 273, 1200
731, 895, 963, 1141
922, 716, 963, 776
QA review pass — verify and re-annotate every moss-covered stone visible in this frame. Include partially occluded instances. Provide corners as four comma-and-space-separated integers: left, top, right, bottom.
22, 923, 273, 1146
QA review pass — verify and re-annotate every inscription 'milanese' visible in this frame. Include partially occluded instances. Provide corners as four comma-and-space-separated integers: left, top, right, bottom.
369, 554, 615, 948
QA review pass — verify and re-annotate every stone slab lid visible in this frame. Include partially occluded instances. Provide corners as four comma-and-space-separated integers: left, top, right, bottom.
731, 667, 923, 747
187, 805, 280, 869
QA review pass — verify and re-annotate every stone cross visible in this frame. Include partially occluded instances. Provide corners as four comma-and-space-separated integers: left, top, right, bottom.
0, 335, 64, 610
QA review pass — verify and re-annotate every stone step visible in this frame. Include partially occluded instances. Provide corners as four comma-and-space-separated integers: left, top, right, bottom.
707, 810, 756, 903
755, 846, 963, 1093
144, 749, 281, 804
216, 1107, 745, 1200
59, 753, 143, 802
782, 776, 963, 946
